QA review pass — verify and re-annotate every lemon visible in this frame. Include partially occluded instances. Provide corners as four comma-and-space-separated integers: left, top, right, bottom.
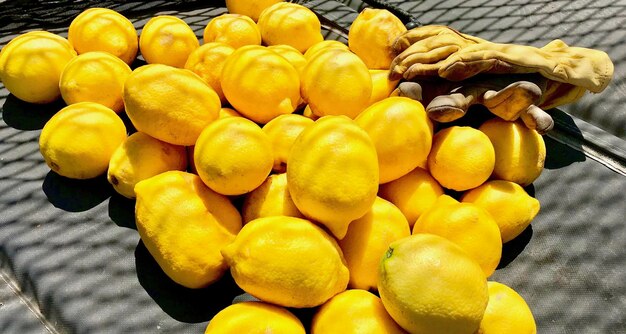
123, 64, 220, 146
428, 126, 495, 191
379, 167, 444, 227
262, 114, 314, 173
303, 40, 348, 60
268, 44, 307, 75
135, 171, 242, 288
242, 173, 304, 223
225, 0, 283, 22
59, 51, 131, 112
311, 289, 407, 334
287, 116, 379, 239
0, 31, 76, 104
67, 8, 138, 65
355, 97, 433, 183
219, 107, 243, 118
477, 281, 537, 334
461, 180, 540, 243
221, 216, 349, 308
139, 15, 199, 68
378, 234, 488, 334
339, 197, 410, 291
479, 118, 546, 186
107, 132, 188, 199
302, 104, 319, 120
413, 195, 502, 277
348, 8, 407, 69
205, 301, 305, 334
203, 13, 261, 48
257, 2, 323, 53
221, 45, 300, 124
39, 102, 126, 179
184, 42, 235, 103
194, 117, 273, 196
368, 69, 401, 106
301, 48, 373, 118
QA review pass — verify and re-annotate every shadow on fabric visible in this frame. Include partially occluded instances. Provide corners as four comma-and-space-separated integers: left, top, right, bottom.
1, 94, 64, 131
42, 171, 112, 212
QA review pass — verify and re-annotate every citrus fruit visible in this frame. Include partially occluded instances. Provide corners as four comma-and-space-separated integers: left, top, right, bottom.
428, 126, 495, 191
67, 8, 138, 64
303, 39, 348, 60
268, 44, 307, 75
139, 15, 199, 68
287, 116, 379, 239
203, 13, 261, 48
194, 117, 273, 195
378, 234, 488, 334
302, 104, 319, 120
135, 171, 242, 288
205, 301, 305, 334
39, 102, 126, 179
221, 216, 349, 308
348, 8, 407, 69
0, 31, 76, 104
241, 173, 304, 223
123, 64, 220, 146
257, 2, 323, 53
477, 281, 537, 334
184, 42, 235, 103
59, 51, 132, 112
219, 107, 243, 118
368, 69, 401, 105
262, 113, 314, 173
225, 0, 283, 22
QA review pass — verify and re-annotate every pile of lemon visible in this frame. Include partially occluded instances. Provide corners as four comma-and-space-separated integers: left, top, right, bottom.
0, 1, 545, 333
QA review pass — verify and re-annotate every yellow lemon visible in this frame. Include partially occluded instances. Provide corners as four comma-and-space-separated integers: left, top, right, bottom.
221, 45, 300, 124
479, 118, 546, 186
184, 42, 235, 103
107, 132, 188, 199
348, 8, 407, 69
39, 102, 126, 179
311, 289, 407, 334
268, 44, 307, 75
303, 40, 348, 60
356, 97, 433, 183
67, 8, 138, 64
413, 195, 502, 277
301, 48, 372, 118
257, 2, 323, 53
59, 51, 131, 112
262, 113, 314, 173
287, 116, 379, 239
339, 197, 410, 291
477, 282, 537, 334
241, 173, 304, 223
379, 167, 444, 227
302, 104, 319, 120
135, 171, 242, 288
203, 13, 261, 48
461, 180, 540, 243
378, 234, 488, 334
368, 69, 401, 106
123, 64, 220, 146
205, 301, 305, 334
428, 126, 495, 191
219, 107, 243, 118
194, 117, 273, 195
221, 216, 349, 308
225, 0, 283, 22
0, 31, 76, 104
139, 15, 199, 68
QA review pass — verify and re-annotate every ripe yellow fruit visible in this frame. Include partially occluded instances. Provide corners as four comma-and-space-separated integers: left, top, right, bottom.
461, 180, 540, 243
479, 118, 546, 186
242, 173, 304, 223
225, 0, 283, 22
428, 126, 495, 191
194, 117, 273, 195
203, 14, 261, 48
339, 197, 410, 291
39, 102, 126, 179
303, 40, 348, 60
379, 234, 488, 334
219, 107, 243, 118
135, 171, 242, 288
184, 42, 235, 103
478, 282, 537, 334
107, 132, 188, 199
268, 44, 307, 75
59, 51, 132, 112
139, 15, 199, 68
205, 301, 305, 334
221, 216, 349, 308
311, 289, 407, 334
221, 45, 300, 124
368, 69, 401, 106
379, 167, 444, 227
257, 2, 323, 53
123, 64, 220, 146
67, 8, 138, 65
287, 116, 379, 239
348, 8, 407, 69
413, 195, 502, 277
262, 114, 314, 172
355, 97, 433, 183
302, 104, 319, 120
0, 31, 76, 104
301, 48, 373, 118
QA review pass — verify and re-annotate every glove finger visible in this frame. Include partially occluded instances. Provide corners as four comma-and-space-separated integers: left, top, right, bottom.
397, 82, 423, 101
403, 62, 447, 80
520, 105, 554, 134
426, 93, 474, 122
391, 25, 459, 53
482, 81, 543, 120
